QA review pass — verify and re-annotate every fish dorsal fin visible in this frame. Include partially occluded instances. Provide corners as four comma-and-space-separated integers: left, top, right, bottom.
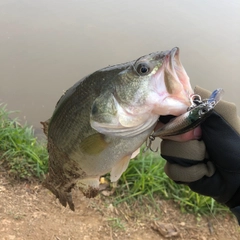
110, 155, 131, 182
40, 119, 51, 136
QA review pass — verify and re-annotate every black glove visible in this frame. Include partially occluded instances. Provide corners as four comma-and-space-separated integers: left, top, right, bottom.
160, 86, 240, 224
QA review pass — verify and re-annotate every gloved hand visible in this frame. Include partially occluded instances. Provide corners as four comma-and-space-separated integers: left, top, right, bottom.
160, 86, 240, 224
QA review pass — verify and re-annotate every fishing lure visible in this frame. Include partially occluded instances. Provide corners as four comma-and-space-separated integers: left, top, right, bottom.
145, 88, 224, 152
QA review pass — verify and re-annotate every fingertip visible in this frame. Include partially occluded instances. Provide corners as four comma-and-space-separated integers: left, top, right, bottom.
193, 127, 202, 139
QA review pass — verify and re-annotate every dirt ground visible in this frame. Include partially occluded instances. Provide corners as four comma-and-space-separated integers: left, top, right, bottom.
0, 170, 240, 240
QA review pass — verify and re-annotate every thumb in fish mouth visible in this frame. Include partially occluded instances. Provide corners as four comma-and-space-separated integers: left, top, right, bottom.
154, 120, 202, 142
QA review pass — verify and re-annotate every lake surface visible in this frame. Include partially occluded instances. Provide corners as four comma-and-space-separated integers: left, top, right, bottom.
0, 0, 240, 135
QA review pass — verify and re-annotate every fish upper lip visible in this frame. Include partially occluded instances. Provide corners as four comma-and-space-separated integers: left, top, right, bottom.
168, 47, 180, 70
161, 47, 181, 75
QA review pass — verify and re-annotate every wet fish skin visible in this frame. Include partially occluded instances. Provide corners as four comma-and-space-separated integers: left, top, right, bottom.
153, 88, 224, 137
42, 47, 193, 210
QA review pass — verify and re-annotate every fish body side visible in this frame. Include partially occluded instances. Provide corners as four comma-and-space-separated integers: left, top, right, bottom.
42, 48, 193, 210
44, 63, 149, 209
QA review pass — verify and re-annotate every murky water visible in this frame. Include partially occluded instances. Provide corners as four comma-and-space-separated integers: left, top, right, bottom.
0, 0, 240, 135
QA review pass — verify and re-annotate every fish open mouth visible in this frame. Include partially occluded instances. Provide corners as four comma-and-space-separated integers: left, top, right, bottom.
163, 47, 193, 96
159, 47, 194, 111
149, 47, 194, 116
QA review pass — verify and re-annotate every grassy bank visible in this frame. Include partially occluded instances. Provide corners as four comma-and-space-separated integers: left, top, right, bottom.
0, 104, 227, 215
115, 149, 227, 215
0, 104, 48, 179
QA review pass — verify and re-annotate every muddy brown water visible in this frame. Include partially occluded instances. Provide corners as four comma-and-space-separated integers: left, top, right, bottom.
0, 0, 240, 136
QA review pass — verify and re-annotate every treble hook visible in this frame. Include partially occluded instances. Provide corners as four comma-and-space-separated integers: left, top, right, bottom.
143, 135, 159, 153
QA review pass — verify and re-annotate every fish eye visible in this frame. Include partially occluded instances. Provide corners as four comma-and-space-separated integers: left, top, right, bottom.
136, 63, 150, 75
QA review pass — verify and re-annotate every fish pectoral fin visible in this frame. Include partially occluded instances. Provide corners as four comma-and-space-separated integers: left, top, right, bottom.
110, 155, 131, 182
79, 133, 109, 155
130, 148, 140, 159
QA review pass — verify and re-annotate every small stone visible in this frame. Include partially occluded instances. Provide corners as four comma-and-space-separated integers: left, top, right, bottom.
83, 236, 91, 240
107, 204, 114, 213
0, 186, 6, 192
8, 235, 16, 240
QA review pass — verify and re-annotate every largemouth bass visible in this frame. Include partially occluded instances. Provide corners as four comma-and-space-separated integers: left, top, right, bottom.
41, 47, 193, 210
